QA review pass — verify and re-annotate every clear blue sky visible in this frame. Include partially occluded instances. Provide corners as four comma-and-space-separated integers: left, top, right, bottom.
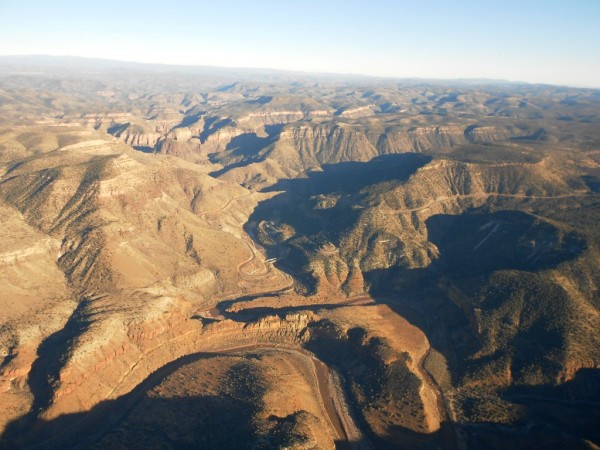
1, 0, 599, 87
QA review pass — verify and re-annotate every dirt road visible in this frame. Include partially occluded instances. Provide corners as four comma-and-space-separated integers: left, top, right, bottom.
21, 344, 365, 450
197, 191, 254, 218
391, 192, 597, 215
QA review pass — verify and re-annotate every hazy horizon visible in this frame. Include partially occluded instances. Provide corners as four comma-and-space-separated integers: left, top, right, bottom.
1, 0, 599, 88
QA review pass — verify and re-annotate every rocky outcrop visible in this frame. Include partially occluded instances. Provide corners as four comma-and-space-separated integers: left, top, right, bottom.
339, 158, 579, 273
200, 124, 245, 152
335, 105, 375, 118
378, 124, 528, 153
109, 123, 161, 149
46, 309, 315, 419
214, 121, 380, 186
218, 122, 535, 189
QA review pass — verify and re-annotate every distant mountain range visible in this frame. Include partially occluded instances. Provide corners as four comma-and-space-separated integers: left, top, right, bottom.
0, 54, 551, 87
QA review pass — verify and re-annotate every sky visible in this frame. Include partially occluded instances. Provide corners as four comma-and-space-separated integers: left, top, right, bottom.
1, 0, 599, 87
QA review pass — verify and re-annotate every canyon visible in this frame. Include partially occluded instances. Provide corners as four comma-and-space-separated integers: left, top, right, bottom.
0, 56, 599, 449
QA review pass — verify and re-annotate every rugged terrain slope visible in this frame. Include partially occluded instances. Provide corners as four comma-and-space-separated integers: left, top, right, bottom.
0, 57, 599, 449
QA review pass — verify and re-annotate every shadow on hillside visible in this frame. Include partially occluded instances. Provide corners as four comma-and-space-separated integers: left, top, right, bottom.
199, 117, 233, 142
425, 210, 586, 275
583, 175, 600, 193
356, 210, 591, 447
17, 299, 93, 439
4, 366, 596, 450
174, 112, 204, 129
132, 145, 155, 153
243, 153, 431, 288
262, 152, 432, 196
209, 124, 283, 177
1, 395, 259, 450
3, 340, 448, 450
362, 209, 587, 377
500, 368, 600, 445
242, 184, 591, 448
358, 209, 586, 297
459, 369, 600, 449
380, 423, 456, 450
1, 352, 260, 450
246, 95, 272, 105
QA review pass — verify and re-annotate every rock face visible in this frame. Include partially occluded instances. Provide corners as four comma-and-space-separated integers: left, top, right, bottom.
0, 58, 599, 449
108, 123, 162, 149
48, 310, 315, 419
214, 122, 536, 190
